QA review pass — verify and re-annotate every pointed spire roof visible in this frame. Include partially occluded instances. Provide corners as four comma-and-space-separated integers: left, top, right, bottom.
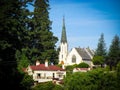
61, 16, 67, 43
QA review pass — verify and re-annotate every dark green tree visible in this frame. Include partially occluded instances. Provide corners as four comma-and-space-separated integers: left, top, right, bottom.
65, 64, 77, 76
20, 73, 34, 90
116, 62, 120, 89
94, 33, 107, 67
77, 62, 89, 68
32, 81, 64, 90
16, 49, 30, 73
32, 82, 55, 90
0, 0, 33, 89
107, 35, 120, 70
95, 33, 106, 56
29, 0, 58, 64
64, 68, 117, 90
92, 56, 104, 67
53, 84, 64, 90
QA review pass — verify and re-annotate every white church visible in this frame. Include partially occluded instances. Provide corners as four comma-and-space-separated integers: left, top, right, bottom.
58, 17, 94, 67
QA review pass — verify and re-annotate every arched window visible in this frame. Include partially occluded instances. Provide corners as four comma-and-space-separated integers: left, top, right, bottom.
72, 55, 76, 63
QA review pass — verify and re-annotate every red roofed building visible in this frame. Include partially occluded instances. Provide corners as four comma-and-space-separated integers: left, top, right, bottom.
25, 60, 66, 83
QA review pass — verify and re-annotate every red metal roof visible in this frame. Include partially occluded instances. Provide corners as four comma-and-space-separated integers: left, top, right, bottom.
29, 64, 65, 71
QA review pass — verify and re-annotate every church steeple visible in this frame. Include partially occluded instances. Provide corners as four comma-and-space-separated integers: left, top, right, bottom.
61, 16, 67, 43
59, 16, 68, 65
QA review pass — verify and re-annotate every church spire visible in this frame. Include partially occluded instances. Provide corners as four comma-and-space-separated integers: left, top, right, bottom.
59, 16, 68, 65
61, 16, 67, 43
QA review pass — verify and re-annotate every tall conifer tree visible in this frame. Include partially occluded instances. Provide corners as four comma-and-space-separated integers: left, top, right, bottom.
95, 33, 106, 56
93, 33, 106, 66
107, 35, 120, 70
29, 0, 58, 63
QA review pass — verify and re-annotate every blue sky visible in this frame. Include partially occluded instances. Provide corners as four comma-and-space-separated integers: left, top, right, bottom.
49, 0, 120, 50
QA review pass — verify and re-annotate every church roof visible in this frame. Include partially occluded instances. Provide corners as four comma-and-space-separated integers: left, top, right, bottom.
86, 48, 95, 57
61, 17, 67, 43
75, 48, 91, 60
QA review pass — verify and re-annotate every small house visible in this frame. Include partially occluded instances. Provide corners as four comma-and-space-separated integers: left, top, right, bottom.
25, 60, 66, 83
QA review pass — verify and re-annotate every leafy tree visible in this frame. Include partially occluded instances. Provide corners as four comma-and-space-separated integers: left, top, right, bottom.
116, 62, 120, 89
53, 85, 64, 90
20, 73, 34, 90
107, 35, 120, 70
0, 0, 34, 89
32, 81, 64, 90
0, 0, 21, 89
64, 72, 96, 90
77, 62, 89, 68
94, 33, 107, 67
16, 49, 30, 73
64, 68, 117, 90
32, 82, 55, 90
100, 72, 117, 90
92, 56, 104, 66
65, 64, 77, 76
57, 64, 62, 68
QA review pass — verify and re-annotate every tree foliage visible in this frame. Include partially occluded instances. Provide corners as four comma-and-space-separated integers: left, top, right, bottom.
2, 0, 120, 89
107, 35, 120, 70
28, 0, 58, 63
77, 62, 89, 68
65, 64, 77, 75
94, 33, 106, 67
95, 33, 106, 56
0, 0, 32, 89
64, 68, 118, 90
92, 56, 104, 65
32, 82, 63, 90
16, 49, 30, 73
0, 0, 58, 89
20, 73, 34, 90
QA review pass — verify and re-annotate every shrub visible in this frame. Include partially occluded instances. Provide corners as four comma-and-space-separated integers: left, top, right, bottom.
77, 62, 89, 68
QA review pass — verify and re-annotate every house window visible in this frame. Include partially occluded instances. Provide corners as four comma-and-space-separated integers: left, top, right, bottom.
62, 55, 63, 58
37, 73, 41, 79
44, 73, 46, 79
53, 73, 55, 78
72, 55, 76, 63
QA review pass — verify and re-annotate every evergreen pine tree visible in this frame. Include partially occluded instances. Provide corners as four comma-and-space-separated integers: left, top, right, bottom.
93, 33, 106, 67
95, 33, 106, 56
29, 0, 58, 63
107, 35, 120, 70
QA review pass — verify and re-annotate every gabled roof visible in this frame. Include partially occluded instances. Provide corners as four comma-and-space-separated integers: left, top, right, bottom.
29, 64, 65, 71
75, 48, 91, 60
86, 48, 95, 57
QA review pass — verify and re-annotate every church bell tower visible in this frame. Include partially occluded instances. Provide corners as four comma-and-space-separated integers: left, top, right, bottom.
59, 17, 68, 65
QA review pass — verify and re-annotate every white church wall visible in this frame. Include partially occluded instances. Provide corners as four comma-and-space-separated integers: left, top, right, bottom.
59, 42, 68, 64
66, 48, 83, 66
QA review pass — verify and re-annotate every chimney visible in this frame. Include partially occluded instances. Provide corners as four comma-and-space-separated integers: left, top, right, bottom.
36, 60, 40, 66
45, 60, 48, 67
